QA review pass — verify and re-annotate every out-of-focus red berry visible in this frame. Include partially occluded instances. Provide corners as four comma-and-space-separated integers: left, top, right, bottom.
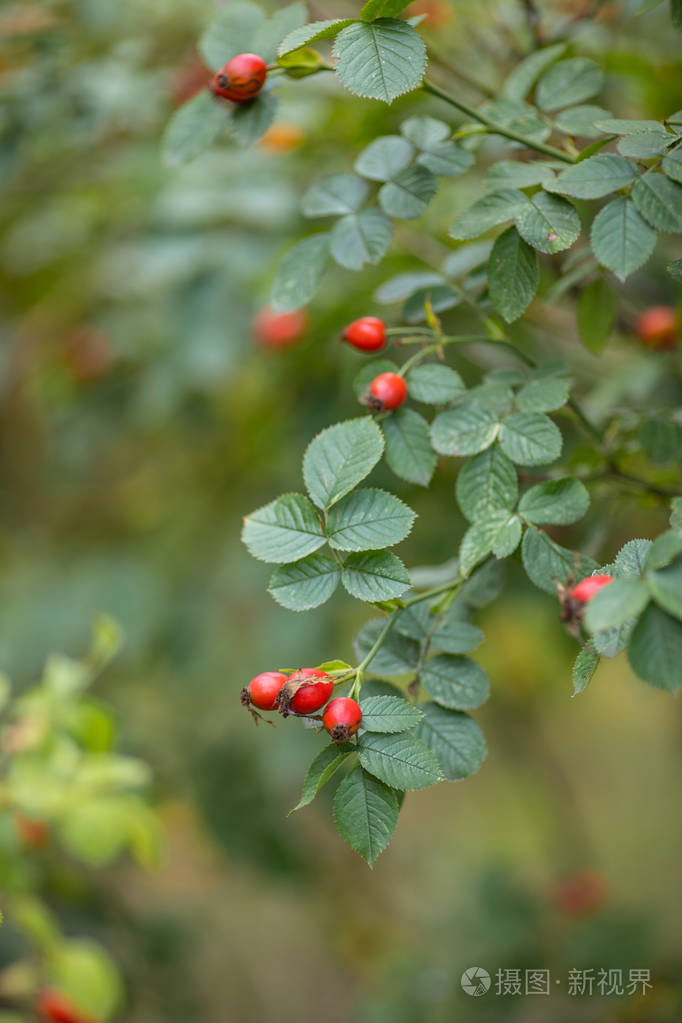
252, 306, 309, 349
63, 328, 113, 383
634, 306, 678, 350
570, 574, 614, 604
37, 989, 94, 1023
553, 870, 608, 918
14, 811, 50, 849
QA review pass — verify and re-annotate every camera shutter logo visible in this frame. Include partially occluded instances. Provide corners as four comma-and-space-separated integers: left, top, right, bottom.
461, 967, 491, 996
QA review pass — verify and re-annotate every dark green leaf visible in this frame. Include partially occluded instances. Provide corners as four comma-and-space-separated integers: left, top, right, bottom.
499, 412, 563, 466
383, 408, 437, 486
406, 364, 466, 404
577, 278, 617, 351
330, 208, 393, 270
500, 43, 566, 101
547, 154, 637, 199
333, 766, 399, 866
333, 19, 427, 103
632, 171, 682, 232
268, 553, 341, 609
590, 198, 656, 282
379, 166, 437, 219
514, 192, 581, 254
449, 190, 528, 240
416, 703, 487, 780
162, 92, 228, 167
277, 19, 356, 57
536, 58, 604, 111
303, 418, 384, 510
326, 488, 416, 551
290, 743, 354, 813
488, 226, 538, 322
456, 446, 518, 522
357, 731, 443, 789
302, 173, 370, 216
359, 695, 423, 733
431, 404, 499, 457
354, 135, 414, 181
242, 494, 325, 563
627, 603, 682, 692
521, 528, 597, 593
271, 233, 331, 312
420, 654, 490, 710
584, 578, 650, 632
342, 550, 410, 601
572, 645, 599, 696
519, 477, 589, 525
353, 618, 420, 674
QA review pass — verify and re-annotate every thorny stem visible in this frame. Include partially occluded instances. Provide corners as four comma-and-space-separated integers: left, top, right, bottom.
421, 79, 575, 164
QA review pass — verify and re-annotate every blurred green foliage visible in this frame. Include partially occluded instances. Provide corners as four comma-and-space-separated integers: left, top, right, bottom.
0, 0, 681, 1021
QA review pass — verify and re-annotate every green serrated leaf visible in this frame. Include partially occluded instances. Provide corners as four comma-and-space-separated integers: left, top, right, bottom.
278, 19, 356, 57
572, 645, 599, 696
536, 58, 604, 112
420, 654, 490, 710
643, 530, 682, 571
501, 43, 566, 101
450, 190, 529, 240
406, 364, 465, 404
359, 695, 423, 733
326, 488, 416, 551
647, 558, 682, 619
488, 226, 538, 323
590, 197, 656, 282
584, 578, 650, 632
383, 408, 437, 486
455, 446, 518, 523
162, 92, 228, 167
416, 703, 486, 780
290, 743, 354, 813
431, 619, 484, 654
271, 233, 331, 312
417, 141, 474, 178
459, 510, 519, 574
379, 165, 437, 220
485, 160, 556, 189
342, 550, 410, 601
231, 91, 279, 147
242, 494, 325, 563
401, 115, 450, 149
354, 135, 414, 181
522, 528, 598, 594
357, 731, 443, 789
302, 173, 370, 217
632, 171, 682, 232
333, 19, 427, 104
514, 192, 581, 254
516, 374, 570, 412
627, 603, 682, 692
431, 404, 499, 457
361, 0, 413, 19
333, 766, 399, 866
268, 553, 341, 610
662, 146, 682, 183
330, 208, 393, 270
499, 412, 562, 466
304, 418, 384, 510
555, 105, 613, 139
519, 477, 589, 525
547, 154, 637, 199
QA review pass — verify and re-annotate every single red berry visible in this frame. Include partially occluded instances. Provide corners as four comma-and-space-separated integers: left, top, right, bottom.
210, 53, 267, 103
14, 811, 50, 849
279, 669, 333, 716
634, 306, 678, 350
570, 574, 614, 604
252, 306, 309, 349
37, 990, 93, 1023
368, 371, 408, 411
323, 697, 362, 742
342, 317, 387, 352
241, 671, 288, 711
553, 870, 608, 918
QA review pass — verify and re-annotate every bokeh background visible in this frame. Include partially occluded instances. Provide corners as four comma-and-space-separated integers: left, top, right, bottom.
1, 0, 681, 1020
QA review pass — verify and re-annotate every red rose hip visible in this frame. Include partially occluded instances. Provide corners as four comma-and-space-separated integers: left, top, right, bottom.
368, 371, 407, 411
210, 53, 267, 103
252, 306, 309, 349
634, 306, 678, 350
279, 669, 333, 716
570, 574, 614, 604
342, 317, 386, 352
323, 697, 362, 742
241, 671, 287, 711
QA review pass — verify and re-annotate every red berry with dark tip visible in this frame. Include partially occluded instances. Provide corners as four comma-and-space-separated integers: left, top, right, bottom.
242, 671, 287, 711
342, 317, 387, 352
210, 53, 267, 103
634, 306, 678, 350
287, 669, 334, 715
570, 574, 614, 604
369, 371, 407, 410
323, 697, 362, 742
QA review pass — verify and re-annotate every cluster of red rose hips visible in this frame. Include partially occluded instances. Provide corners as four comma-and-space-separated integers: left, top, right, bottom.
342, 316, 408, 411
241, 668, 362, 741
